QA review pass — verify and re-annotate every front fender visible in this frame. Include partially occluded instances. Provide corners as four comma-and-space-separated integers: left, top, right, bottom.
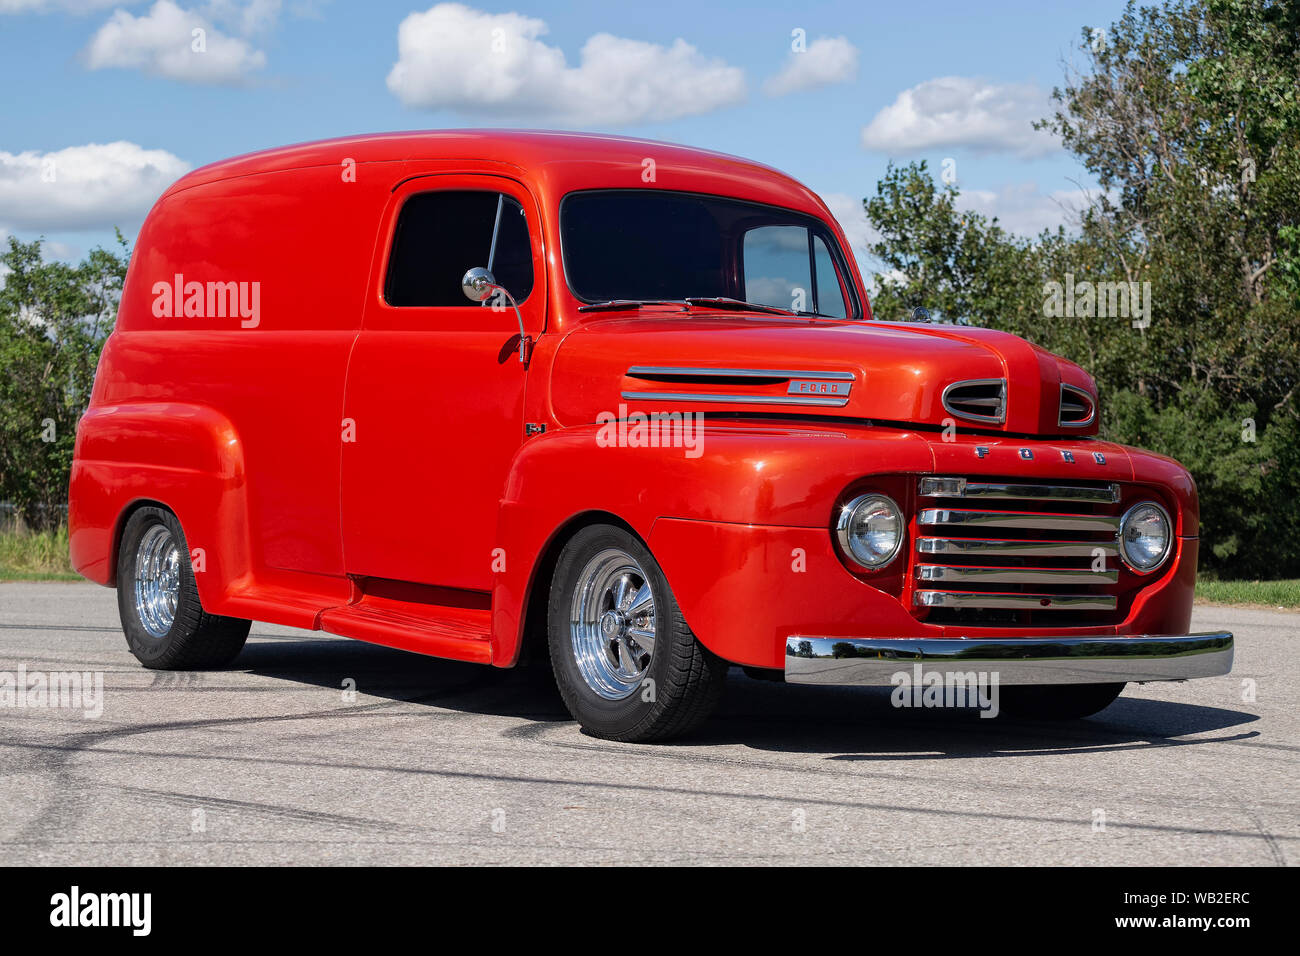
490, 421, 933, 665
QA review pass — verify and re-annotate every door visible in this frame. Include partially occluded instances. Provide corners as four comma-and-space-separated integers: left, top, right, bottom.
340, 173, 545, 590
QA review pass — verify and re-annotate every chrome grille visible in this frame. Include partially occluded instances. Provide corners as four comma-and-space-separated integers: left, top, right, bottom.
914, 477, 1123, 625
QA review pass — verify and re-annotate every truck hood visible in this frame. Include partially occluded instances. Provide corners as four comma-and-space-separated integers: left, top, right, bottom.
550, 314, 1099, 436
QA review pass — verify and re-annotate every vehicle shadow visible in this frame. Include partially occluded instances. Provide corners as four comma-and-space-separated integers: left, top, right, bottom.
700, 674, 1261, 759
235, 633, 572, 720
233, 634, 1261, 759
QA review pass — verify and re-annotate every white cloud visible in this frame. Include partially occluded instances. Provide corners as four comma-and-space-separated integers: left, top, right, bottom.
955, 181, 1094, 236
764, 36, 858, 96
0, 142, 190, 232
83, 0, 266, 84
205, 0, 280, 35
820, 191, 877, 272
861, 76, 1058, 158
386, 3, 747, 125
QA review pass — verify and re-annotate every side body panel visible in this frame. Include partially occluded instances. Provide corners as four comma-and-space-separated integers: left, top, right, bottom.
338, 171, 546, 590
70, 161, 400, 623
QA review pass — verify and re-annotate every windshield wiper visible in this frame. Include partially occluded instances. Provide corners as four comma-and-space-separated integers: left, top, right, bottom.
578, 297, 815, 317
578, 299, 690, 313
683, 297, 796, 316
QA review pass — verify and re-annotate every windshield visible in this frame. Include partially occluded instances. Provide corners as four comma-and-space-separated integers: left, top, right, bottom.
560, 190, 858, 318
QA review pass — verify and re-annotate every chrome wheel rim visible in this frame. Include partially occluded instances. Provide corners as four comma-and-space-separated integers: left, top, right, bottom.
569, 548, 656, 700
134, 524, 180, 638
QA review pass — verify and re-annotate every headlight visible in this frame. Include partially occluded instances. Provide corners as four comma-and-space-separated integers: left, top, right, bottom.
1119, 500, 1172, 573
836, 494, 904, 569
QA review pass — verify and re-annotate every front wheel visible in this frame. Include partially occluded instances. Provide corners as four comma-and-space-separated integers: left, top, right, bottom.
547, 524, 727, 742
998, 682, 1125, 720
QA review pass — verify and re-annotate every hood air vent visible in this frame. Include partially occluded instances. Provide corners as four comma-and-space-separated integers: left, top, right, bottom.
1059, 384, 1097, 427
941, 378, 1006, 425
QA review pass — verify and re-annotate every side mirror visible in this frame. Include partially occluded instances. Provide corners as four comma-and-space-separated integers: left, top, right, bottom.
461, 266, 496, 303
460, 267, 532, 366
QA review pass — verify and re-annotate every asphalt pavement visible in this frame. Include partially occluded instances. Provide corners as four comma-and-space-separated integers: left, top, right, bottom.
0, 581, 1293, 865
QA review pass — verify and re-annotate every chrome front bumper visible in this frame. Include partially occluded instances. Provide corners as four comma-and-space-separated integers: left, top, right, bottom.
783, 632, 1233, 686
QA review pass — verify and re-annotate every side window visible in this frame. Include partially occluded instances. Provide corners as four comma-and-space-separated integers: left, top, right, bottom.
742, 224, 848, 317
813, 236, 847, 319
743, 225, 810, 312
385, 190, 534, 307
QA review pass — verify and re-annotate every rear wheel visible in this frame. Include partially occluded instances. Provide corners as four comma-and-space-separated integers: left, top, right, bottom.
547, 524, 727, 742
999, 682, 1125, 720
116, 507, 250, 669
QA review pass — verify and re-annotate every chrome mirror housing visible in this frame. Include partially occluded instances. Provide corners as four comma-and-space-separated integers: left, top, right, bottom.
461, 266, 496, 303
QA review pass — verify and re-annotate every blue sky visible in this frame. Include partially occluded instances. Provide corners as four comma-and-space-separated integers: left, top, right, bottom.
0, 0, 1125, 280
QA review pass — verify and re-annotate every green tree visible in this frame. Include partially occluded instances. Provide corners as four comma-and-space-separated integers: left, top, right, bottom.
865, 160, 1047, 328
0, 234, 129, 531
863, 0, 1300, 576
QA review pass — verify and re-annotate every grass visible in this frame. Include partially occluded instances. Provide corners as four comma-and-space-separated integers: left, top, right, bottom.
0, 526, 80, 581
0, 524, 1298, 607
1195, 577, 1300, 609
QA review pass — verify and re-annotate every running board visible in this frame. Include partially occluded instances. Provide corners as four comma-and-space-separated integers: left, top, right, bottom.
318, 581, 493, 663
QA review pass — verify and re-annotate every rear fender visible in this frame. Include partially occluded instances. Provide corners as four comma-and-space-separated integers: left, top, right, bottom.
69, 402, 250, 610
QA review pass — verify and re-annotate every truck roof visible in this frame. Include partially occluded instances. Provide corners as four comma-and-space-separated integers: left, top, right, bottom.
161, 129, 828, 215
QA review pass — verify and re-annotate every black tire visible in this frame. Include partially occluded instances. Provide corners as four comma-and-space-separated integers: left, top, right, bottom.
116, 506, 250, 669
547, 524, 727, 742
998, 682, 1125, 720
